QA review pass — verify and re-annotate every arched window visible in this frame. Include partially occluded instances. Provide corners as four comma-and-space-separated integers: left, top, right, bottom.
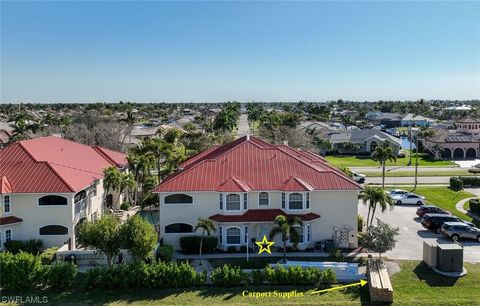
165, 223, 193, 233
258, 192, 269, 206
226, 227, 241, 244
38, 195, 67, 206
39, 225, 68, 235
289, 193, 303, 210
164, 194, 193, 204
226, 194, 241, 210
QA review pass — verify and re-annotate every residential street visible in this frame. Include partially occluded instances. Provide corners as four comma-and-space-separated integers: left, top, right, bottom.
237, 114, 251, 137
365, 176, 450, 185
358, 201, 480, 263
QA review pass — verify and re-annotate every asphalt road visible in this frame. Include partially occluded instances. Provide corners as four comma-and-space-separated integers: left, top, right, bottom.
365, 176, 451, 185
237, 114, 251, 137
358, 201, 480, 263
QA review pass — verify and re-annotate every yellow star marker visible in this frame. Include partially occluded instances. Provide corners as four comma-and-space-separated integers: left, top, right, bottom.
255, 235, 275, 254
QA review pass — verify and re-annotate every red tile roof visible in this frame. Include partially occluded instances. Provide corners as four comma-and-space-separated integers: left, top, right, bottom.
0, 216, 23, 225
1, 176, 12, 194
0, 136, 127, 194
154, 135, 360, 192
209, 209, 320, 222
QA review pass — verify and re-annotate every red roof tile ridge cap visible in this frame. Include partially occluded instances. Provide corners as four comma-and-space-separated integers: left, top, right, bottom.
49, 161, 104, 176
293, 176, 314, 190
92, 146, 122, 167
43, 161, 76, 192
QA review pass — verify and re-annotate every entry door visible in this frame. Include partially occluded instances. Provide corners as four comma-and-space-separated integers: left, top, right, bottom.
259, 225, 269, 239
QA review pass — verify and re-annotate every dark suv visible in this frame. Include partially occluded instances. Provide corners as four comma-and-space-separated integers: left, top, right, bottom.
421, 213, 475, 233
416, 205, 450, 218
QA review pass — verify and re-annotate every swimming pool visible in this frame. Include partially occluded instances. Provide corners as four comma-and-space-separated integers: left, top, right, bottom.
271, 261, 365, 282
137, 210, 159, 225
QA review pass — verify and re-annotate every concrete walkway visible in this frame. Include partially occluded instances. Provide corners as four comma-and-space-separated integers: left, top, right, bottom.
455, 196, 480, 222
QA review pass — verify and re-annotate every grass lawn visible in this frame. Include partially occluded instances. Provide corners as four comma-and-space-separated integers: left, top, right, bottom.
4, 261, 479, 305
326, 154, 454, 168
363, 169, 472, 177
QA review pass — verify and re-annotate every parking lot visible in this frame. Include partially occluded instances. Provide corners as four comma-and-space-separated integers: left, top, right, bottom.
358, 202, 480, 263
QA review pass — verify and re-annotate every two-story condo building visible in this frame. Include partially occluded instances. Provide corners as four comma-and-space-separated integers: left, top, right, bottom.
153, 136, 362, 251
0, 136, 126, 250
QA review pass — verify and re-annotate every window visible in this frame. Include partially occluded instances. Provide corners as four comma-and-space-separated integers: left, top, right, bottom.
282, 193, 286, 209
165, 223, 193, 233
219, 193, 223, 210
226, 194, 241, 210
226, 227, 241, 244
259, 192, 269, 206
243, 194, 247, 210
306, 193, 310, 209
39, 225, 68, 235
39, 195, 67, 206
74, 190, 86, 203
164, 194, 193, 204
244, 226, 248, 243
288, 193, 303, 210
5, 229, 11, 242
4, 195, 10, 213
90, 183, 98, 197
219, 226, 223, 244
307, 224, 311, 243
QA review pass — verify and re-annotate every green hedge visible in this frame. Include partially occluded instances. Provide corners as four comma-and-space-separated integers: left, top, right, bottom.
41, 262, 77, 289
179, 236, 218, 254
156, 244, 174, 262
3, 239, 43, 255
264, 265, 336, 286
469, 198, 480, 215
84, 262, 206, 289
450, 176, 480, 190
210, 265, 248, 287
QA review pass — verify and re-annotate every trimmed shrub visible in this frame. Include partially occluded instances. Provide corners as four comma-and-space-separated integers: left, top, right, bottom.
157, 244, 174, 262
250, 269, 265, 285
39, 247, 58, 265
460, 176, 480, 187
450, 177, 464, 190
120, 202, 130, 211
0, 252, 42, 290
469, 198, 480, 215
3, 239, 43, 255
263, 265, 334, 286
210, 265, 248, 287
83, 262, 201, 289
42, 262, 77, 289
179, 236, 218, 254
328, 248, 345, 262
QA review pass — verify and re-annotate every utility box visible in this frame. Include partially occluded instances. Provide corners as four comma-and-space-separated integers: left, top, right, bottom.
437, 244, 463, 273
423, 241, 437, 268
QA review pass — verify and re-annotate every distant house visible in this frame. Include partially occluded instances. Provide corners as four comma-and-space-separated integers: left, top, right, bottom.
0, 121, 14, 148
299, 121, 339, 138
366, 112, 402, 128
400, 114, 435, 127
422, 117, 480, 159
0, 136, 127, 250
326, 129, 402, 155
153, 136, 361, 251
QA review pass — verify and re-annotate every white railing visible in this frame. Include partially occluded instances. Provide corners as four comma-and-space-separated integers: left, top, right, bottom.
74, 199, 87, 224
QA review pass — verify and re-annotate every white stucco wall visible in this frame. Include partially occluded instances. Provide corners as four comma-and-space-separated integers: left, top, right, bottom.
158, 190, 359, 250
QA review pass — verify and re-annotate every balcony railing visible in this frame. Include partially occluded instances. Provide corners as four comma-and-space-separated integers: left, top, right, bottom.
74, 199, 87, 224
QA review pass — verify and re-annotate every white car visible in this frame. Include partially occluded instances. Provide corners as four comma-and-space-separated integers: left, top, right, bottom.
351, 172, 366, 183
391, 193, 426, 205
388, 189, 409, 197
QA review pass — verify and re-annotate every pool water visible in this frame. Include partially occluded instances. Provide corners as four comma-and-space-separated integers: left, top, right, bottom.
400, 137, 416, 150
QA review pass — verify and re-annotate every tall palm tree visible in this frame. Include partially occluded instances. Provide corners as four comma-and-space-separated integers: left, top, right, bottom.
269, 215, 302, 263
360, 185, 393, 228
119, 172, 137, 208
371, 141, 397, 189
103, 167, 121, 209
246, 102, 264, 134
120, 109, 136, 147
194, 218, 216, 261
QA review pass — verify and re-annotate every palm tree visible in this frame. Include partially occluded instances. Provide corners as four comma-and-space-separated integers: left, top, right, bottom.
371, 141, 397, 189
103, 167, 121, 209
119, 172, 136, 208
312, 137, 332, 156
360, 185, 393, 228
120, 109, 136, 147
269, 215, 302, 263
194, 218, 216, 261
246, 102, 264, 134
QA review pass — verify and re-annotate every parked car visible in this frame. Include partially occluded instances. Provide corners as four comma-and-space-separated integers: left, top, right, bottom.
351, 172, 366, 183
422, 213, 476, 233
441, 222, 480, 242
416, 205, 450, 218
388, 189, 409, 197
392, 193, 426, 205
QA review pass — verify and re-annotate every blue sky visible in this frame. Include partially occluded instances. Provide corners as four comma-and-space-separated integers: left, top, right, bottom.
1, 1, 479, 103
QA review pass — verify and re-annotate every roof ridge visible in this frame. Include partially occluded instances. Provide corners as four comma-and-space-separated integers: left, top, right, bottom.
18, 141, 76, 193
92, 146, 121, 167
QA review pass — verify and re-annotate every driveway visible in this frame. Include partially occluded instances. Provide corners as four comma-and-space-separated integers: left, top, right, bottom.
358, 201, 480, 263
237, 114, 251, 137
